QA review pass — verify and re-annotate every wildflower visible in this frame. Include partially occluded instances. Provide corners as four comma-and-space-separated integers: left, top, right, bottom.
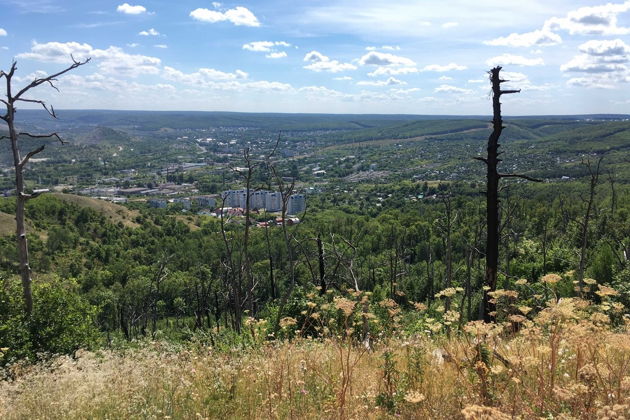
515, 278, 528, 285
584, 278, 597, 285
404, 390, 426, 404
541, 274, 562, 284
279, 317, 297, 329
306, 301, 317, 308
596, 285, 618, 297
334, 297, 355, 317
518, 306, 532, 314
413, 302, 427, 311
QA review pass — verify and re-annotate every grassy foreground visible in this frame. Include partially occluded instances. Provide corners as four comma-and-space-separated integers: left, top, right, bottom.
1, 297, 629, 419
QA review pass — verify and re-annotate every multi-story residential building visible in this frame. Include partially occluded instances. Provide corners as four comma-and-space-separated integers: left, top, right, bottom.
288, 194, 306, 215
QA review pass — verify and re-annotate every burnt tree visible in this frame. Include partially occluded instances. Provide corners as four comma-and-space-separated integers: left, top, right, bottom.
1, 57, 89, 315
477, 66, 540, 322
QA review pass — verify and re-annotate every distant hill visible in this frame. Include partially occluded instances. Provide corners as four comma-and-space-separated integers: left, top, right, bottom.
73, 126, 133, 145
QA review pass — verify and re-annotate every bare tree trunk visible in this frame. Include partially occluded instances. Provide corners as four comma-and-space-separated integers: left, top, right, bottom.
478, 66, 521, 322
577, 157, 603, 294
1, 58, 89, 315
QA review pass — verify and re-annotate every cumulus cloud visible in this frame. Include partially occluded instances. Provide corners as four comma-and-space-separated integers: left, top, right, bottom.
422, 63, 467, 72
579, 39, 630, 56
545, 1, 630, 35
163, 65, 295, 93
190, 6, 260, 27
334, 76, 353, 81
561, 38, 630, 87
243, 41, 290, 58
154, 44, 167, 49
561, 54, 627, 73
163, 66, 248, 84
303, 51, 356, 73
434, 84, 473, 94
116, 3, 147, 15
486, 54, 544, 67
368, 66, 418, 77
442, 22, 458, 28
567, 72, 630, 88
17, 41, 161, 77
139, 28, 160, 36
358, 51, 415, 66
0, 28, 7, 36
439, 75, 453, 81
485, 29, 562, 48
266, 52, 287, 59
357, 77, 406, 86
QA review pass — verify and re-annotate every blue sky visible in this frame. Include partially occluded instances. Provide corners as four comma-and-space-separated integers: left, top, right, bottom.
2, 0, 630, 114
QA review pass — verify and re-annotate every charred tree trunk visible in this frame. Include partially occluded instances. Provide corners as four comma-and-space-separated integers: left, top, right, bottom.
479, 66, 521, 322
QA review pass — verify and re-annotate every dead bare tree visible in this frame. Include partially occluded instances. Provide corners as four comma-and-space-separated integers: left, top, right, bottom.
0, 57, 90, 315
577, 157, 603, 295
476, 66, 541, 322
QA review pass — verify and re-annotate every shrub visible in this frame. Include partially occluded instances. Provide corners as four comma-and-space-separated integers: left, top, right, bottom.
0, 275, 100, 365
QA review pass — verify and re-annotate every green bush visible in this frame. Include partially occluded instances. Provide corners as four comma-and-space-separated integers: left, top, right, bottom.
0, 275, 100, 365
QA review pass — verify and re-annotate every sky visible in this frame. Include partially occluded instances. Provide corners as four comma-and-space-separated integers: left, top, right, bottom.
2, 0, 630, 115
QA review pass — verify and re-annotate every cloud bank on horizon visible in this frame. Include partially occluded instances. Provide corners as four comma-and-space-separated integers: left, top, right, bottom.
1, 0, 630, 114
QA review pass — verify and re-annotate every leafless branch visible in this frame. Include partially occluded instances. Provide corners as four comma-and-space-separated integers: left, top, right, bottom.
18, 131, 66, 145
18, 145, 45, 169
16, 98, 57, 118
14, 57, 90, 100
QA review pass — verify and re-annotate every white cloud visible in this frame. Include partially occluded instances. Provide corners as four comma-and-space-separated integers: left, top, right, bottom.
566, 72, 630, 88
127, 43, 140, 48
422, 63, 467, 72
358, 51, 415, 66
486, 54, 544, 67
0, 28, 7, 37
163, 66, 248, 84
561, 54, 627, 73
190, 6, 260, 27
365, 45, 400, 51
357, 77, 406, 86
442, 22, 458, 28
139, 28, 159, 36
545, 2, 630, 35
579, 39, 630, 56
435, 84, 473, 94
439, 75, 453, 81
368, 66, 418, 77
485, 29, 562, 47
154, 44, 168, 49
266, 51, 287, 59
17, 41, 162, 77
561, 37, 630, 89
468, 79, 485, 84
242, 41, 291, 58
303, 51, 357, 73
116, 3, 146, 15
334, 76, 353, 81
247, 81, 292, 91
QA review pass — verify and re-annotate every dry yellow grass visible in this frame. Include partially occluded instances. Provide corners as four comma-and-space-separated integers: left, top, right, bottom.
0, 211, 15, 236
1, 297, 628, 420
51, 193, 140, 228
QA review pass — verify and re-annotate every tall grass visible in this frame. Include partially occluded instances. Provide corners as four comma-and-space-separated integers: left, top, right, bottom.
1, 296, 629, 419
